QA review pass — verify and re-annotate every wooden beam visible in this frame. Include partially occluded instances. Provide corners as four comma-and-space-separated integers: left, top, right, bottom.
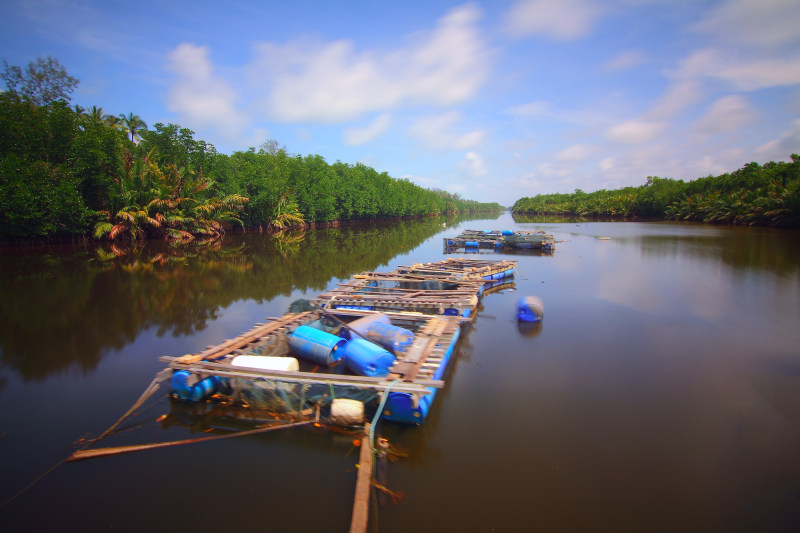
68, 420, 313, 462
159, 357, 445, 393
350, 425, 373, 533
175, 312, 313, 364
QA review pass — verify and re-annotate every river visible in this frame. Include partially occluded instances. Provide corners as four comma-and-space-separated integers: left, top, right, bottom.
1, 213, 798, 532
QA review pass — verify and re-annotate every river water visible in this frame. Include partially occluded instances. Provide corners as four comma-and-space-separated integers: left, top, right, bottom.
1, 213, 798, 532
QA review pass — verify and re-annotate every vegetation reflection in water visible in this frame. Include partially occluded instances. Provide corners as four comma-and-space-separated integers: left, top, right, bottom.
514, 213, 800, 277
0, 214, 493, 381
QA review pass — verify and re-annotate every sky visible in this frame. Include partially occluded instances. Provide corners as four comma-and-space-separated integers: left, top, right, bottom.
1, 0, 799, 206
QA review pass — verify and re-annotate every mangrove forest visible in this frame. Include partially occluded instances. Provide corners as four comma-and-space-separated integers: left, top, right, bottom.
512, 156, 800, 227
0, 57, 501, 243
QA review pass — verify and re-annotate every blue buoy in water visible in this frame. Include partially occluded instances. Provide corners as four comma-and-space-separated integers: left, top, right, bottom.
517, 296, 544, 322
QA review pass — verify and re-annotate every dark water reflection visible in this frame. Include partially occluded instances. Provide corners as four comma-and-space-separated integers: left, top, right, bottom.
1, 215, 799, 532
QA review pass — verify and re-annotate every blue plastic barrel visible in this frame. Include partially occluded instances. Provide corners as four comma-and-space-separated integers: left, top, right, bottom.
289, 325, 346, 366
502, 230, 514, 235
336, 305, 375, 311
517, 296, 544, 322
464, 241, 479, 247
359, 321, 415, 353
342, 338, 396, 377
170, 370, 219, 401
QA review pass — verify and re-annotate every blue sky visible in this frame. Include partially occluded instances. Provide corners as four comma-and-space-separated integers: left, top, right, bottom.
2, 0, 799, 206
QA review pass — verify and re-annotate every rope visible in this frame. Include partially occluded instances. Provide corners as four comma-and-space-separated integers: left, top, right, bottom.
91, 370, 170, 444
369, 379, 401, 450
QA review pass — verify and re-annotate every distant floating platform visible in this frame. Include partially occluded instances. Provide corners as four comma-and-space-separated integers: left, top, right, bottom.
444, 229, 556, 254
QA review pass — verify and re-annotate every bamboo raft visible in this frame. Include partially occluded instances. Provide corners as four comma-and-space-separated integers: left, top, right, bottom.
396, 258, 517, 281
443, 229, 556, 253
159, 258, 517, 424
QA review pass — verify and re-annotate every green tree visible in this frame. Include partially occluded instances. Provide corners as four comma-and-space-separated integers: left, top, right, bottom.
1, 56, 79, 106
118, 112, 147, 142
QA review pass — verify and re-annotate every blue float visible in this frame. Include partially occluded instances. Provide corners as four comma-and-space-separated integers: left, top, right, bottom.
346, 314, 415, 354
170, 370, 219, 401
342, 338, 396, 377
289, 325, 346, 366
517, 296, 544, 322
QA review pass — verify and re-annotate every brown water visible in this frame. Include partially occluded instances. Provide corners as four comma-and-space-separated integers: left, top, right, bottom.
1, 214, 799, 532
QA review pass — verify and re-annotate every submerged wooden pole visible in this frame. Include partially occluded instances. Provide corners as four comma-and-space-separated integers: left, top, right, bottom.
350, 424, 374, 533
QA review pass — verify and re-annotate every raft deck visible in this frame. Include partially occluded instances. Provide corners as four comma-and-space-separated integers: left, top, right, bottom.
160, 258, 516, 424
444, 229, 556, 253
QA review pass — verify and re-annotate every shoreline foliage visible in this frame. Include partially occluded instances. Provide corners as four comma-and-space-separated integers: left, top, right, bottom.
1, 57, 502, 242
512, 156, 800, 228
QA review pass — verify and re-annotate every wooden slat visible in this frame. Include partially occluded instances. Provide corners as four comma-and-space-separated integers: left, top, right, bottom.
389, 316, 457, 382
175, 311, 313, 364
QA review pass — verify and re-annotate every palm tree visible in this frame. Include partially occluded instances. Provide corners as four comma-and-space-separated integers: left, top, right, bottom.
119, 112, 147, 142
88, 105, 105, 123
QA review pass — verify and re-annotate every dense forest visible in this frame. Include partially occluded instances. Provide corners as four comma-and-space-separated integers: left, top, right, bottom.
0, 57, 501, 242
512, 156, 800, 227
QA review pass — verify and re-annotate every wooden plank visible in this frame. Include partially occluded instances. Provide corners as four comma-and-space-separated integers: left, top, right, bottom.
176, 312, 313, 364
402, 318, 450, 382
350, 425, 373, 533
159, 357, 445, 393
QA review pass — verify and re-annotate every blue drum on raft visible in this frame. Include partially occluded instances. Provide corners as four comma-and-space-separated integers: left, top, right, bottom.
342, 338, 396, 378
170, 370, 220, 401
289, 325, 346, 366
344, 313, 415, 353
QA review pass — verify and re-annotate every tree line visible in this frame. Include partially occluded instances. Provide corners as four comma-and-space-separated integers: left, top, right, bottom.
512, 156, 800, 227
0, 57, 501, 242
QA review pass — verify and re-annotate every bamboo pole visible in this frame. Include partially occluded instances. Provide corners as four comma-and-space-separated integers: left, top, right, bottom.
67, 420, 313, 462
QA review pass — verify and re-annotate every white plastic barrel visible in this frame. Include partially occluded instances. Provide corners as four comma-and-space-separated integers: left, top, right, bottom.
330, 398, 365, 425
230, 355, 299, 371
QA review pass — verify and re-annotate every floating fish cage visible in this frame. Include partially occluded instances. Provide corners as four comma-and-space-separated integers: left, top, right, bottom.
159, 258, 517, 425
312, 273, 486, 319
443, 229, 556, 254
396, 258, 517, 281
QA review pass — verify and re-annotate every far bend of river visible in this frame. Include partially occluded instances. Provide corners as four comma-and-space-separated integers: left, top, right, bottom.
1, 213, 799, 532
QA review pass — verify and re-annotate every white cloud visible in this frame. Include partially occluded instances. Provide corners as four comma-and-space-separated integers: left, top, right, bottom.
249, 3, 490, 123
462, 151, 488, 177
603, 50, 645, 72
507, 100, 552, 118
692, 0, 800, 49
556, 144, 596, 161
756, 119, 800, 160
606, 119, 666, 144
693, 95, 757, 135
504, 0, 604, 40
166, 43, 250, 140
599, 157, 615, 172
670, 48, 800, 92
343, 113, 392, 146
649, 79, 704, 119
408, 111, 485, 150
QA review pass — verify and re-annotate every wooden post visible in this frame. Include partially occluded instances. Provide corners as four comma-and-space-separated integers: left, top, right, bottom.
350, 424, 373, 533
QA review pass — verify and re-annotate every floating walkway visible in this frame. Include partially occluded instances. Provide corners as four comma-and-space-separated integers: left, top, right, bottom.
444, 229, 556, 253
